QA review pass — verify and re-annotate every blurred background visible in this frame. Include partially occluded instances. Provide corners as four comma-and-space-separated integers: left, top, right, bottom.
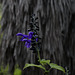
0, 0, 75, 75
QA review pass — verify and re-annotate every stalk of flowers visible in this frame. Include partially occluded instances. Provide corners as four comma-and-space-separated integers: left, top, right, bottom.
16, 14, 66, 75
16, 14, 41, 53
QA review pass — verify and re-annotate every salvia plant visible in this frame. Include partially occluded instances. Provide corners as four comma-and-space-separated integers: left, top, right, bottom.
16, 14, 69, 75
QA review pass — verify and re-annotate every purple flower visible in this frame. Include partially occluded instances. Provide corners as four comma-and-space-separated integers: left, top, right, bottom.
16, 32, 33, 41
16, 33, 28, 38
28, 32, 33, 39
16, 15, 41, 53
16, 33, 28, 41
36, 38, 38, 42
16, 32, 33, 48
22, 39, 31, 48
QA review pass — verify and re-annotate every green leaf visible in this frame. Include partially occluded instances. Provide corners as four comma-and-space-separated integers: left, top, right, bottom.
4, 64, 9, 74
14, 68, 22, 75
23, 63, 46, 71
0, 64, 10, 75
4, 64, 9, 72
39, 59, 50, 66
49, 63, 65, 73
0, 65, 4, 73
0, 15, 2, 20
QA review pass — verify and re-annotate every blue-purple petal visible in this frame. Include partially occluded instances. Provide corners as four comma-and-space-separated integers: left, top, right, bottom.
28, 32, 33, 35
23, 35, 28, 38
27, 40, 31, 43
36, 38, 38, 42
22, 39, 28, 41
25, 42, 28, 46
16, 33, 23, 36
28, 32, 33, 39
22, 39, 31, 48
16, 33, 28, 38
26, 43, 31, 48
16, 32, 36, 48
20, 37, 24, 41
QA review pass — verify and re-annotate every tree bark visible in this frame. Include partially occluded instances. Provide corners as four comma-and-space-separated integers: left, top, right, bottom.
0, 0, 2, 3
0, 0, 75, 75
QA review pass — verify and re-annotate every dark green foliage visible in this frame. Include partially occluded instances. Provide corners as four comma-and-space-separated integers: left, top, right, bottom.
14, 64, 22, 75
0, 64, 10, 75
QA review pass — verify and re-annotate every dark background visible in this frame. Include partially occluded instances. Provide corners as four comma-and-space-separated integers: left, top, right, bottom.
0, 0, 75, 75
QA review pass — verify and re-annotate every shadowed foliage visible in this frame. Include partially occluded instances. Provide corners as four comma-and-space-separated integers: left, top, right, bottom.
0, 0, 75, 75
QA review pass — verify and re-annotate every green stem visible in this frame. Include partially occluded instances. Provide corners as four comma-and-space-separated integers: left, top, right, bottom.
67, 70, 69, 75
37, 49, 49, 75
37, 49, 41, 61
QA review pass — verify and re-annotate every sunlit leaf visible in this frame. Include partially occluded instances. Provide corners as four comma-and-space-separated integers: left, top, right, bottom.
0, 15, 1, 20
49, 63, 65, 73
0, 64, 10, 75
23, 63, 46, 71
14, 68, 22, 75
39, 59, 50, 66
4, 64, 9, 74
0, 64, 4, 73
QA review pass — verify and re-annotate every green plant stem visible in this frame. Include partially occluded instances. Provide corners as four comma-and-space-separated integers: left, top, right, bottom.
66, 70, 69, 75
37, 49, 41, 61
37, 48, 49, 75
